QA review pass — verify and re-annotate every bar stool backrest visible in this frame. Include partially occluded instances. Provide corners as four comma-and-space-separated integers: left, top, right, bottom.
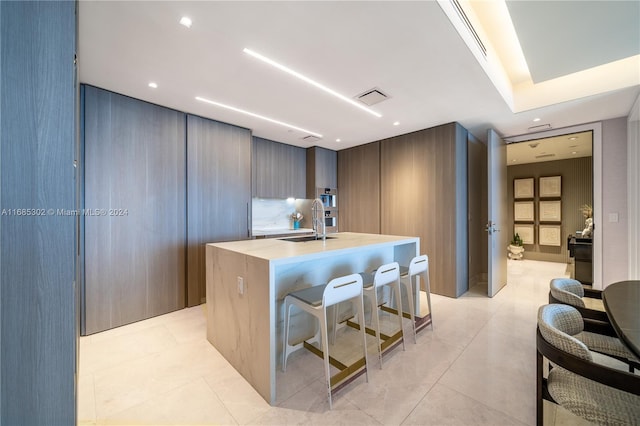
409, 255, 428, 276
373, 262, 400, 288
323, 273, 363, 308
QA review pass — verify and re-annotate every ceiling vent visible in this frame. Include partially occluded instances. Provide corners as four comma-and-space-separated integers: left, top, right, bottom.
535, 153, 556, 159
356, 88, 389, 106
302, 135, 321, 143
450, 0, 487, 57
528, 123, 552, 132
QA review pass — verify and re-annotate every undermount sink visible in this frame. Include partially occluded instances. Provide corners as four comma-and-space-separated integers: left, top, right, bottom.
279, 235, 336, 242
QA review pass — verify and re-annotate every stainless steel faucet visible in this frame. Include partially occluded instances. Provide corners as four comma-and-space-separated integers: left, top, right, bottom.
311, 198, 326, 240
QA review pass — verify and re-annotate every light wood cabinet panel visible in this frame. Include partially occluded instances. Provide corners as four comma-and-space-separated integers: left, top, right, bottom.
187, 115, 251, 306
1, 2, 77, 422
306, 146, 337, 197
337, 142, 380, 233
381, 123, 468, 297
83, 86, 187, 334
252, 137, 306, 199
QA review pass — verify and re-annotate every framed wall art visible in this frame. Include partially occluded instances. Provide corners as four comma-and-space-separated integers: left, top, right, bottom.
539, 176, 561, 198
514, 178, 534, 199
514, 224, 534, 245
539, 200, 562, 222
514, 201, 534, 222
539, 225, 562, 246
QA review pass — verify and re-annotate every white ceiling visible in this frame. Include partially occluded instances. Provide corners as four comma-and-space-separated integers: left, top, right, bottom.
78, 1, 640, 151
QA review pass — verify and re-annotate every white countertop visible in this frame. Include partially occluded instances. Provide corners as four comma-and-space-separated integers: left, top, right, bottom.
208, 232, 419, 264
252, 227, 314, 237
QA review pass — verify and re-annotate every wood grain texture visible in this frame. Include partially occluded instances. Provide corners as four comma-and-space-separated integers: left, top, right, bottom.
83, 86, 186, 334
252, 137, 306, 199
186, 114, 251, 306
380, 123, 468, 297
337, 142, 380, 233
1, 1, 77, 423
306, 146, 337, 197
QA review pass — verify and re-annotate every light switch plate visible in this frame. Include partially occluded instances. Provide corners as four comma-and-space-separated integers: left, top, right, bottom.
237, 276, 244, 295
608, 213, 619, 223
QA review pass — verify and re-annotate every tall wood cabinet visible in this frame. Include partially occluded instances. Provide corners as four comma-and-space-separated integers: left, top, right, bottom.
252, 137, 306, 199
83, 86, 187, 334
337, 142, 381, 233
380, 123, 468, 297
306, 146, 337, 198
186, 115, 252, 306
1, 2, 77, 423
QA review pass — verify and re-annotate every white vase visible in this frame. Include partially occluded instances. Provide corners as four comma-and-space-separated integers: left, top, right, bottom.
508, 244, 525, 260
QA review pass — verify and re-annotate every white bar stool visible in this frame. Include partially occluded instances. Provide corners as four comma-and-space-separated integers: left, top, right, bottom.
399, 255, 433, 343
282, 273, 368, 409
360, 262, 404, 368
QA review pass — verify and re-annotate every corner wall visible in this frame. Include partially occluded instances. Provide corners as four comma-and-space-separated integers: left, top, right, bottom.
601, 117, 629, 286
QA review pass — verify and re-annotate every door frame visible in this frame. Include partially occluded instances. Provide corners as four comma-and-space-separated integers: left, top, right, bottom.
506, 122, 602, 289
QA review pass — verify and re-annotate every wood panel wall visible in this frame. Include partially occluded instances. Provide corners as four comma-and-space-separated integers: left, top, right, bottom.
83, 86, 186, 334
1, 1, 77, 423
337, 142, 381, 233
507, 156, 593, 263
252, 137, 306, 199
380, 123, 468, 297
186, 115, 251, 306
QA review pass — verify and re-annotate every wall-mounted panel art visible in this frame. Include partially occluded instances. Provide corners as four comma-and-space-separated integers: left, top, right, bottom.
514, 224, 534, 245
514, 178, 534, 199
539, 200, 561, 222
539, 225, 562, 246
540, 176, 561, 198
514, 201, 534, 222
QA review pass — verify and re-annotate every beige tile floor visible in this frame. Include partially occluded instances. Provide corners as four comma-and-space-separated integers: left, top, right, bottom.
78, 259, 594, 425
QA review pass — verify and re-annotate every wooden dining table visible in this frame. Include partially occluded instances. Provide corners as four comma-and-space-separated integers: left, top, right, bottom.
602, 280, 640, 359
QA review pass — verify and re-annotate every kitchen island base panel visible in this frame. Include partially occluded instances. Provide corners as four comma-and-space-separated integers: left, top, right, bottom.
206, 247, 272, 402
206, 232, 419, 404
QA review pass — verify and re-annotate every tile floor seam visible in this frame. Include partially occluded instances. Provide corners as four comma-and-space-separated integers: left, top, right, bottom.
87, 326, 183, 375
202, 377, 242, 426
396, 378, 439, 425
438, 382, 529, 426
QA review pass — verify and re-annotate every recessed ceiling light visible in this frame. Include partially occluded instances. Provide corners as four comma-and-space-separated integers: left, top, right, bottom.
195, 96, 322, 138
571, 151, 577, 155
512, 159, 517, 162
148, 82, 158, 89
179, 16, 192, 28
336, 138, 341, 142
569, 136, 578, 141
393, 121, 400, 126
243, 48, 382, 118
533, 118, 541, 122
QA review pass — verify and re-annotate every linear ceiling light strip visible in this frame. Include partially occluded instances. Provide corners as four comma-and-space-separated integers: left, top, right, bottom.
243, 48, 382, 118
195, 96, 323, 138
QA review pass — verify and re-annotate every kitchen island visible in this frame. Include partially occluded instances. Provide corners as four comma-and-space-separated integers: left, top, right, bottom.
206, 232, 419, 404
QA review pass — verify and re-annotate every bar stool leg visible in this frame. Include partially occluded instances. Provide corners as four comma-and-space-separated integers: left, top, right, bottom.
319, 310, 332, 409
282, 297, 292, 372
393, 281, 406, 351
422, 273, 434, 329
404, 276, 417, 343
370, 290, 383, 368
